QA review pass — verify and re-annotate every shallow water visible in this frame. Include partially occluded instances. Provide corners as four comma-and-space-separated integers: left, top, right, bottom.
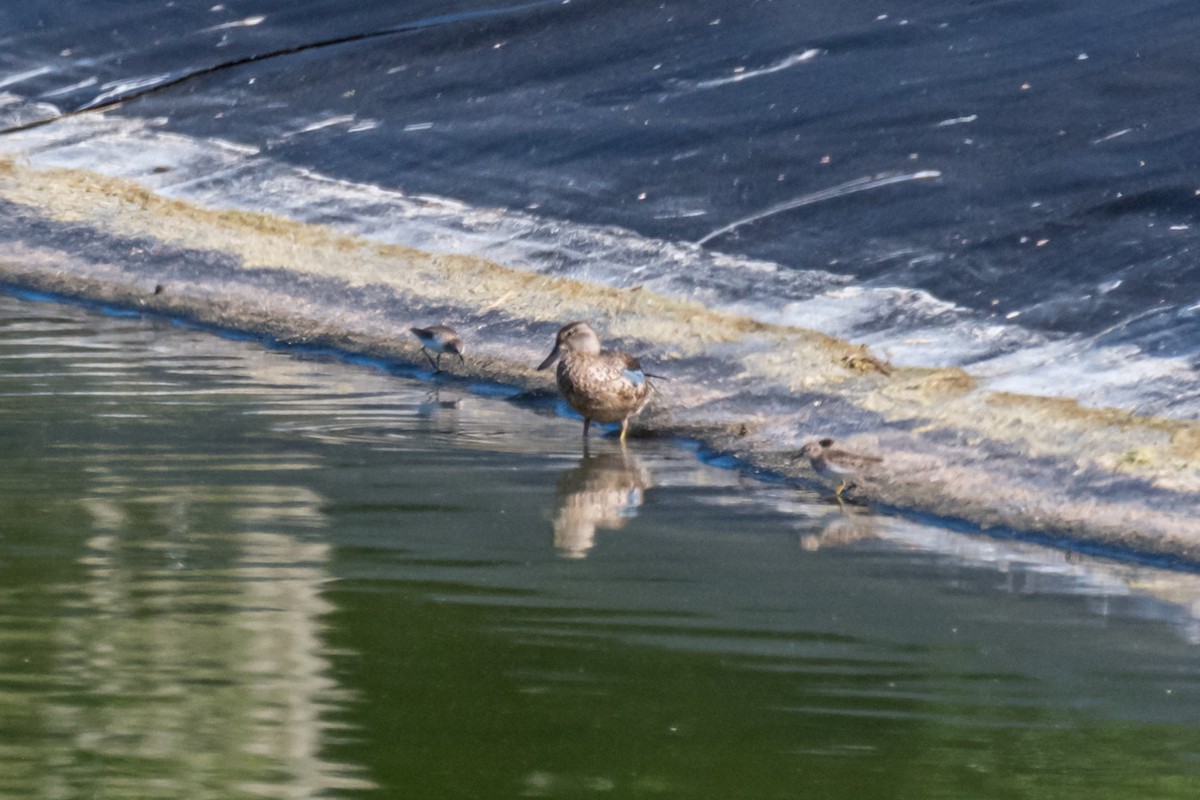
1, 291, 1199, 798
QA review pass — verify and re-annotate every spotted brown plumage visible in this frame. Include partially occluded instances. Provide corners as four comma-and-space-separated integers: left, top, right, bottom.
794, 437, 882, 498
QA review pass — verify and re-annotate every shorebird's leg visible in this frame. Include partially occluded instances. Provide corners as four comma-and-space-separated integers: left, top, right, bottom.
421, 348, 438, 371
834, 480, 847, 498
434, 353, 444, 374
582, 418, 591, 438
619, 418, 629, 443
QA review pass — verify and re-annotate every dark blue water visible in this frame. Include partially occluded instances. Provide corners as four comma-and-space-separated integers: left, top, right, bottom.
2, 0, 1198, 399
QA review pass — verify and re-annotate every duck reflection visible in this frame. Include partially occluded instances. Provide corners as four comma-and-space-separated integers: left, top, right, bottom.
552, 447, 652, 559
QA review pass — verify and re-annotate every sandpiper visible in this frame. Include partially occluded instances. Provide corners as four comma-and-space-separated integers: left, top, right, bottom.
795, 437, 882, 498
537, 321, 654, 442
410, 325, 465, 373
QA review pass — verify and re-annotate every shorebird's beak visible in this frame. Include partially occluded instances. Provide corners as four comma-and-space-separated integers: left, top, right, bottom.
537, 344, 561, 371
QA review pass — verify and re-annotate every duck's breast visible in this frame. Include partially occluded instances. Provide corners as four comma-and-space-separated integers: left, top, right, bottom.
557, 352, 651, 422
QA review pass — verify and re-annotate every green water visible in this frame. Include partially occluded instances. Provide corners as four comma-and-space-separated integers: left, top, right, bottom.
0, 292, 1198, 799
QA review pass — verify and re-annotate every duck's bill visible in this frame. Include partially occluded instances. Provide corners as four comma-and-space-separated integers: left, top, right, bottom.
537, 345, 561, 371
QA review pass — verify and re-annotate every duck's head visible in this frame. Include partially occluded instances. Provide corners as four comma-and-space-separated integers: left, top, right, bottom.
538, 321, 602, 370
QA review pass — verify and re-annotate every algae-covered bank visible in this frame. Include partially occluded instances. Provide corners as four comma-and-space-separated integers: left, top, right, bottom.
0, 121, 1197, 562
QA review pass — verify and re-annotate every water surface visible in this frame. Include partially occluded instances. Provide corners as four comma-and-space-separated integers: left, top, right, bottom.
0, 293, 1199, 797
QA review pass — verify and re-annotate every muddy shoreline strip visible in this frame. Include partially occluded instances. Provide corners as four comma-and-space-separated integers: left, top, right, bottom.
2, 157, 1198, 562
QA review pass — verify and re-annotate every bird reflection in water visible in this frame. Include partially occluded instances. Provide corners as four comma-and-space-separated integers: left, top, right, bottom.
416, 388, 462, 416
799, 506, 879, 552
551, 446, 652, 559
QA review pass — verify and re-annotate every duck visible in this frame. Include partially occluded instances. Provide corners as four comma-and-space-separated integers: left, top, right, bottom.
537, 321, 653, 442
410, 325, 465, 373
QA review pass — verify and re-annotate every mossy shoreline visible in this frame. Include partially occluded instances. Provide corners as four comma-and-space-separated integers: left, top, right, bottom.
2, 156, 1197, 562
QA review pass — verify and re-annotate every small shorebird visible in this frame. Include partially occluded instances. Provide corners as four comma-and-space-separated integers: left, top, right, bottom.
537, 321, 653, 442
795, 437, 882, 498
410, 325, 465, 373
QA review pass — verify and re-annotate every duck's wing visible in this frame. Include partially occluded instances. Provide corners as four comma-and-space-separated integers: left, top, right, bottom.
612, 352, 646, 386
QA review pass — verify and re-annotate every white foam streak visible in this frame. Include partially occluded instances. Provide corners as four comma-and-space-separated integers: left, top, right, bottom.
936, 114, 977, 127
40, 76, 100, 98
1093, 128, 1133, 144
82, 74, 176, 108
696, 170, 941, 246
0, 66, 54, 90
691, 49, 822, 90
200, 15, 267, 33
274, 116, 360, 140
